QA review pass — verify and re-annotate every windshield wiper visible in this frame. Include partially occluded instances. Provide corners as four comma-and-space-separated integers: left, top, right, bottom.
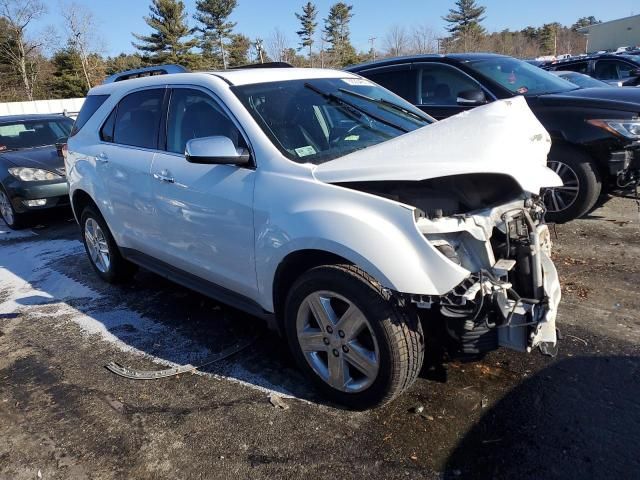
304, 82, 409, 133
338, 88, 432, 123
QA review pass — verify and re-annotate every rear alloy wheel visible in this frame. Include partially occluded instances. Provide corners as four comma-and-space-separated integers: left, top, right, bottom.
543, 146, 601, 223
0, 187, 24, 229
80, 206, 137, 283
285, 265, 424, 409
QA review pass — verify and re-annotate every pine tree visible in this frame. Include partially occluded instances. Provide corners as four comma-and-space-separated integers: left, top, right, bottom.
49, 48, 95, 98
226, 33, 250, 67
442, 0, 486, 51
323, 2, 356, 67
132, 0, 198, 67
194, 0, 237, 69
295, 2, 317, 65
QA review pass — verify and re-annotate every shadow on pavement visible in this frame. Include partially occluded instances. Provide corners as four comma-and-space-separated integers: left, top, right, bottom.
444, 355, 640, 479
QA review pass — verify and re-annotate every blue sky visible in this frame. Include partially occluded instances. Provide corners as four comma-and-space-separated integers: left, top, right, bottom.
32, 0, 638, 56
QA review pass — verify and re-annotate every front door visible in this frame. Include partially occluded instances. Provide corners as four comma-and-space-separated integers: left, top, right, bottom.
412, 62, 489, 119
149, 87, 257, 299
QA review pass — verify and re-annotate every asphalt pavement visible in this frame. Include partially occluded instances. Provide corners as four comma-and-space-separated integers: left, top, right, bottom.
1, 194, 639, 480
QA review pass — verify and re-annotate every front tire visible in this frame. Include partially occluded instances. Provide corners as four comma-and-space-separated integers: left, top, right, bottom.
80, 206, 137, 283
544, 145, 601, 223
285, 264, 424, 409
0, 186, 25, 229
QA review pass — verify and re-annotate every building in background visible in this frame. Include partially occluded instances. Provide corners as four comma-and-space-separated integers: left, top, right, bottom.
579, 14, 640, 53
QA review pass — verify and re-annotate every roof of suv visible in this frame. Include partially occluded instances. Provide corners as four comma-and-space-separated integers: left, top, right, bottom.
91, 67, 360, 95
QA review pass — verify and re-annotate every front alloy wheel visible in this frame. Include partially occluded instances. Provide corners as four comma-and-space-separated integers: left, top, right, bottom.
285, 264, 424, 409
0, 188, 23, 229
297, 291, 380, 393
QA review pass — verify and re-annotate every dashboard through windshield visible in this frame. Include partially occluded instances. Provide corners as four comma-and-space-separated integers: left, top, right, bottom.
468, 57, 580, 96
233, 78, 432, 164
0, 118, 73, 151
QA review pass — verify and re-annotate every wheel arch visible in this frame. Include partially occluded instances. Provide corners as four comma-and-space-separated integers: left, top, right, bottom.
71, 189, 99, 223
272, 249, 354, 327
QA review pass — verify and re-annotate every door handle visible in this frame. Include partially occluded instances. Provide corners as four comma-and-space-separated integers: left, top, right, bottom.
96, 152, 109, 163
153, 171, 175, 183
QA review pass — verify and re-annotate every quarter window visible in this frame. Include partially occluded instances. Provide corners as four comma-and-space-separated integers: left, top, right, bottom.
70, 94, 108, 137
415, 64, 482, 106
112, 89, 164, 149
166, 89, 244, 154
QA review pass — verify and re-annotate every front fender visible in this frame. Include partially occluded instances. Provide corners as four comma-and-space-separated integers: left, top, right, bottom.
253, 172, 470, 312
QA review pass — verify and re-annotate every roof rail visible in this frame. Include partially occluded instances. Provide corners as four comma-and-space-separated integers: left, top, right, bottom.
228, 61, 294, 70
103, 64, 189, 84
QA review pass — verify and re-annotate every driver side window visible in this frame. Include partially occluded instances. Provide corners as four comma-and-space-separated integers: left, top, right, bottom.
415, 64, 482, 106
166, 89, 245, 155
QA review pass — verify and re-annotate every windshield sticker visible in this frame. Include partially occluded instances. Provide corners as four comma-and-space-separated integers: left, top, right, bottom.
342, 78, 373, 86
344, 135, 360, 141
516, 86, 529, 94
295, 145, 317, 157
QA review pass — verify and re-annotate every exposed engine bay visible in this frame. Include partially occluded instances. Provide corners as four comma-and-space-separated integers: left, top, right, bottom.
343, 174, 561, 356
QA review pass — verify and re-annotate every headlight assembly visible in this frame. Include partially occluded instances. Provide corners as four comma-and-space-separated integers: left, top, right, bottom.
8, 167, 62, 182
587, 119, 640, 140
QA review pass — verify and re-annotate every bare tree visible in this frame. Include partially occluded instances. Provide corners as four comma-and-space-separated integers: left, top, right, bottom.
411, 25, 437, 54
266, 28, 289, 62
0, 0, 46, 101
60, 1, 104, 90
383, 25, 409, 57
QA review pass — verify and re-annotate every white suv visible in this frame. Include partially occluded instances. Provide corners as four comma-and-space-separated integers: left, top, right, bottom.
66, 65, 562, 409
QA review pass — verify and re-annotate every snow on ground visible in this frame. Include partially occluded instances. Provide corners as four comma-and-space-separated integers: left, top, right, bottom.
0, 219, 36, 240
0, 233, 295, 398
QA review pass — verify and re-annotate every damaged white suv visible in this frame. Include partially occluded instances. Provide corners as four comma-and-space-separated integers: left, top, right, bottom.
66, 65, 562, 409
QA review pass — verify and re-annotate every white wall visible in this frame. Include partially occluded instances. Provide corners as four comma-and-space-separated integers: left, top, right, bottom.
0, 98, 85, 118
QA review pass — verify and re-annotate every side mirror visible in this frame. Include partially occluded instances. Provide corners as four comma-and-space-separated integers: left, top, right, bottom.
55, 136, 68, 158
457, 89, 487, 106
185, 136, 250, 165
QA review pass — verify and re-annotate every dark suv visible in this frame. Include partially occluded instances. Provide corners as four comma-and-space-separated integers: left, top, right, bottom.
542, 54, 640, 87
347, 54, 640, 223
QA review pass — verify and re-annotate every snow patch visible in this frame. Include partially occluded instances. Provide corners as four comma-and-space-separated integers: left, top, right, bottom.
0, 235, 295, 398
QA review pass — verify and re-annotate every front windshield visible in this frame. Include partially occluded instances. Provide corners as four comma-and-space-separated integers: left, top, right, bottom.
233, 78, 432, 164
0, 118, 73, 151
468, 57, 580, 96
558, 72, 609, 89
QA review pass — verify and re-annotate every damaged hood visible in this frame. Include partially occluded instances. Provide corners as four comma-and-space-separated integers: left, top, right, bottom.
313, 96, 562, 194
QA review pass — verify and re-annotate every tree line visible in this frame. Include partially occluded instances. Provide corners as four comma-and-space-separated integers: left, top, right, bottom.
0, 0, 601, 102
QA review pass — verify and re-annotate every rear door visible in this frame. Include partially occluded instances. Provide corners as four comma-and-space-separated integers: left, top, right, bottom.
149, 86, 257, 299
96, 88, 165, 251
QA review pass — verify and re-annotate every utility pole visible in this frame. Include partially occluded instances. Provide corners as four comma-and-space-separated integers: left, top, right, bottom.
320, 37, 325, 68
368, 36, 377, 60
255, 38, 264, 63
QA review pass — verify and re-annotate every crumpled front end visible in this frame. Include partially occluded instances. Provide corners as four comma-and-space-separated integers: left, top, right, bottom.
411, 198, 561, 356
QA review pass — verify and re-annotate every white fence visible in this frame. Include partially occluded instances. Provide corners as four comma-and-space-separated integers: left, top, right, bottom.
0, 98, 85, 118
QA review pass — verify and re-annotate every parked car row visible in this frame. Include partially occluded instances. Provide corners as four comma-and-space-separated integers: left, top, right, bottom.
346, 53, 640, 223
1, 55, 637, 409
541, 53, 640, 87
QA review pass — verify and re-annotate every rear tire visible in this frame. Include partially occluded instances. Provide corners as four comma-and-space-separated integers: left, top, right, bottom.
80, 206, 137, 283
284, 264, 424, 409
544, 145, 601, 223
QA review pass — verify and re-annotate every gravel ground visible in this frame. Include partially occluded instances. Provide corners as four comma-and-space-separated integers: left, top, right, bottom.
1, 194, 639, 480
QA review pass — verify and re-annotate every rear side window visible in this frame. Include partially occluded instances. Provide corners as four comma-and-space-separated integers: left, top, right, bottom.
112, 89, 164, 149
70, 94, 109, 137
559, 62, 588, 74
362, 67, 416, 103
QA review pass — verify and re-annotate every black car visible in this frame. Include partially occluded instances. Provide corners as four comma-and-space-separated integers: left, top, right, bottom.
542, 54, 640, 87
347, 54, 640, 222
0, 114, 73, 229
